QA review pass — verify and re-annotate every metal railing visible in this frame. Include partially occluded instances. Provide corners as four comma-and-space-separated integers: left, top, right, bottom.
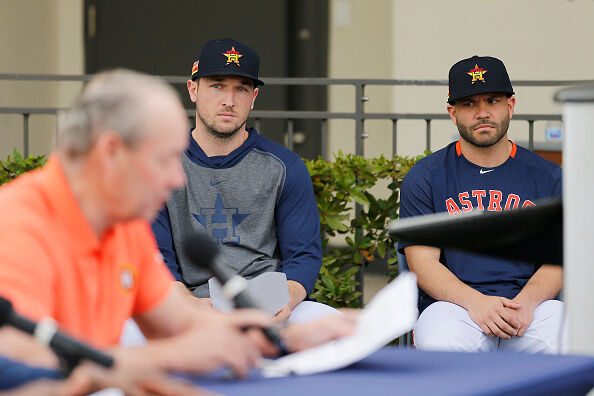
2, 74, 593, 157
1, 74, 592, 304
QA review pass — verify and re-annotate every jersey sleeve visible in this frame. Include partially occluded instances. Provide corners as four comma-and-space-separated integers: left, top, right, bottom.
275, 156, 322, 295
397, 162, 435, 251
132, 222, 174, 315
151, 206, 183, 282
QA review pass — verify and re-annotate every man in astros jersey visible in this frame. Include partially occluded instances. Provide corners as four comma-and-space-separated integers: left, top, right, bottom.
398, 56, 566, 353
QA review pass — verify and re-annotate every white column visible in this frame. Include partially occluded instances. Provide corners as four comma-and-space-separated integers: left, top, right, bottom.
556, 86, 594, 356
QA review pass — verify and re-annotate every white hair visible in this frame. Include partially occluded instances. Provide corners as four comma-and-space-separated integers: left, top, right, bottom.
57, 69, 180, 157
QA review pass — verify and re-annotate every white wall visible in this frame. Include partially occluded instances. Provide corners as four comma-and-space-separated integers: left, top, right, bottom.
327, 0, 594, 159
328, 0, 394, 159
2, 0, 594, 160
393, 0, 594, 156
0, 0, 83, 159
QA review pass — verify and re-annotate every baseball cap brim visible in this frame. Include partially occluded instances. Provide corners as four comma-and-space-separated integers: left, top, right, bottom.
448, 89, 514, 105
191, 69, 264, 86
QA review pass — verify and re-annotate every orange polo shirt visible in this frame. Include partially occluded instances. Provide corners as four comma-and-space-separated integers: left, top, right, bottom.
0, 156, 173, 347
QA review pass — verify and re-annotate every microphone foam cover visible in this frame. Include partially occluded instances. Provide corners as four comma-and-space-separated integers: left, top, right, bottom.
182, 231, 219, 271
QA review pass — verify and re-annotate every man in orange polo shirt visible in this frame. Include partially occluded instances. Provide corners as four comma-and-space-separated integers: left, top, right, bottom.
0, 69, 274, 376
0, 69, 356, 382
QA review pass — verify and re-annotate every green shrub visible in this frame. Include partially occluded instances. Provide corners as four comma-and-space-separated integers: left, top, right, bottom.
306, 151, 425, 308
0, 148, 426, 309
0, 149, 46, 185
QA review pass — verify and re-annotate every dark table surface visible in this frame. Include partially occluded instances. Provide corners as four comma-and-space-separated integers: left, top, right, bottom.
192, 347, 594, 396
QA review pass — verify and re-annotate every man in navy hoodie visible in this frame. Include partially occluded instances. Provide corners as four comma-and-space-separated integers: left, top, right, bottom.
152, 38, 334, 322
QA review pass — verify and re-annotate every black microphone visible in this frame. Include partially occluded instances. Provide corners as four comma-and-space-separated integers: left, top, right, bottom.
183, 232, 289, 355
0, 297, 114, 373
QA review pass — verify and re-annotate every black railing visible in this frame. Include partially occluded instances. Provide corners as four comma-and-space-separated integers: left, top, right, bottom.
2, 74, 592, 157
0, 74, 591, 306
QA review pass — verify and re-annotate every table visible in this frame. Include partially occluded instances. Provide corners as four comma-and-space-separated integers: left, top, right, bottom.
192, 347, 594, 396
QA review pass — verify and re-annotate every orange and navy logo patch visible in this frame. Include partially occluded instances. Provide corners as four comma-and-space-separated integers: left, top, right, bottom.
118, 263, 137, 292
192, 61, 199, 75
467, 64, 487, 84
222, 46, 243, 66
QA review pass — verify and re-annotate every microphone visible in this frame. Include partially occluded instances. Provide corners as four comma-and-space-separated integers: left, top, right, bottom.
0, 297, 114, 374
183, 231, 289, 355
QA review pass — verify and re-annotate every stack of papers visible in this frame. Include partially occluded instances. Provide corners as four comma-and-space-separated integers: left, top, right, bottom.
260, 272, 418, 377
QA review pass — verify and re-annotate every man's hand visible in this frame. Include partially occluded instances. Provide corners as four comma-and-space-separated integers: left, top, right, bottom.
62, 362, 215, 396
190, 297, 213, 310
273, 280, 307, 321
0, 362, 215, 396
125, 309, 274, 378
287, 280, 307, 308
504, 298, 536, 337
0, 327, 58, 368
274, 305, 291, 321
282, 310, 358, 352
466, 295, 522, 338
172, 280, 192, 296
503, 264, 563, 337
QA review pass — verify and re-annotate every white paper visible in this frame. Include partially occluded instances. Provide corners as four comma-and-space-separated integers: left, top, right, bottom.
209, 272, 290, 315
260, 272, 418, 377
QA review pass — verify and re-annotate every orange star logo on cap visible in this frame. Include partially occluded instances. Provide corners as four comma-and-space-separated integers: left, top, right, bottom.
222, 46, 243, 66
467, 64, 487, 84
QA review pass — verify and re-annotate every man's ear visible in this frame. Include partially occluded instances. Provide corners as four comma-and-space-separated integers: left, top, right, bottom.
507, 96, 516, 120
251, 87, 259, 110
187, 79, 198, 103
447, 104, 457, 126
91, 130, 125, 174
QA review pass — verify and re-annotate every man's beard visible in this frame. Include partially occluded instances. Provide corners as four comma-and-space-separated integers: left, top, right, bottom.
457, 115, 510, 148
196, 106, 247, 140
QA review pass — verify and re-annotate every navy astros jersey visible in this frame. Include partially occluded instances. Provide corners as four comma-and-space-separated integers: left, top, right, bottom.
399, 140, 562, 313
152, 128, 322, 298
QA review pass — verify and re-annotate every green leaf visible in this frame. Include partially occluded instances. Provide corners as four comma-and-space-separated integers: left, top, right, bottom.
321, 274, 336, 292
344, 266, 360, 278
309, 150, 426, 307
350, 190, 370, 205
377, 241, 387, 258
325, 215, 348, 232
322, 256, 337, 266
0, 150, 46, 186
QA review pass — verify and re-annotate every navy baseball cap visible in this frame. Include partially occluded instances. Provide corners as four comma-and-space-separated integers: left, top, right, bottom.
447, 56, 514, 104
191, 38, 264, 86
